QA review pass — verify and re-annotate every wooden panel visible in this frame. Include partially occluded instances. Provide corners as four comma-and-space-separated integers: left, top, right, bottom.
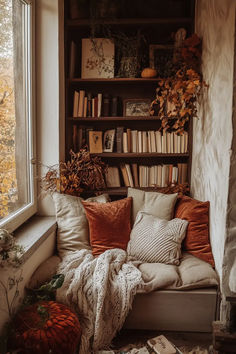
124, 289, 219, 332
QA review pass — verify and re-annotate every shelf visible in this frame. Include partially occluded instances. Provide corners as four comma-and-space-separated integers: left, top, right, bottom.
66, 17, 193, 28
68, 116, 161, 121
68, 78, 160, 83
90, 153, 189, 158
81, 186, 177, 196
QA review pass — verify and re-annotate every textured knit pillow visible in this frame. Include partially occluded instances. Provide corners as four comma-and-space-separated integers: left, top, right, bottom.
174, 195, 215, 267
127, 187, 178, 224
127, 211, 188, 265
82, 197, 132, 257
53, 192, 109, 257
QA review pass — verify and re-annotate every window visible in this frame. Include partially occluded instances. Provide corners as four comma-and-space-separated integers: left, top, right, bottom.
0, 0, 36, 231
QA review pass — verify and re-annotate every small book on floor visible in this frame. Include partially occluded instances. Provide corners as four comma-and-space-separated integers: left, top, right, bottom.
147, 335, 182, 354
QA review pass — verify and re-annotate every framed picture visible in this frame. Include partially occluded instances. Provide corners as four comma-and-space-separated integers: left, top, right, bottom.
149, 44, 174, 76
81, 38, 115, 79
89, 131, 103, 153
123, 99, 151, 117
103, 129, 115, 152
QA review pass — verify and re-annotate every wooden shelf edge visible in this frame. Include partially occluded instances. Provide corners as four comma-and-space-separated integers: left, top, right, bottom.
90, 153, 189, 157
68, 116, 161, 121
81, 186, 186, 195
68, 78, 160, 83
66, 17, 193, 27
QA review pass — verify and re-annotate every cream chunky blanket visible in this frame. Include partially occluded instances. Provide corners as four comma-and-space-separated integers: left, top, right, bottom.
56, 248, 144, 353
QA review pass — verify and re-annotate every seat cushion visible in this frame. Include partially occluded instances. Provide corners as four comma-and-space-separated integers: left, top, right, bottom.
138, 252, 218, 292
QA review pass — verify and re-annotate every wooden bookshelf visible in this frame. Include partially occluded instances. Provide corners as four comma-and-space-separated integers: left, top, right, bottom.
64, 0, 195, 194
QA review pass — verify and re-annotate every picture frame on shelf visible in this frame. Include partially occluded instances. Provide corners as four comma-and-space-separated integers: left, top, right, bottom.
123, 99, 151, 117
81, 38, 115, 79
89, 131, 103, 153
103, 129, 115, 152
149, 44, 174, 76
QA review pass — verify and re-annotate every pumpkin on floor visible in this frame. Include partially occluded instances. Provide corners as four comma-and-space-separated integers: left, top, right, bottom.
12, 301, 81, 354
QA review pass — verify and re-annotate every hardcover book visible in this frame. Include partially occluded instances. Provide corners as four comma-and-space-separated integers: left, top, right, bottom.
147, 335, 180, 354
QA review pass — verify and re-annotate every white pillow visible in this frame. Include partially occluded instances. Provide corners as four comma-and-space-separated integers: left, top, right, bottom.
127, 187, 178, 224
53, 192, 109, 257
127, 211, 188, 265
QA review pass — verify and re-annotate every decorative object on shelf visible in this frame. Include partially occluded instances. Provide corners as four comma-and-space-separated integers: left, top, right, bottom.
41, 150, 107, 196
149, 44, 175, 78
141, 67, 157, 78
89, 131, 103, 153
0, 229, 24, 268
81, 38, 114, 78
150, 33, 204, 133
11, 300, 81, 354
123, 99, 151, 117
103, 129, 115, 152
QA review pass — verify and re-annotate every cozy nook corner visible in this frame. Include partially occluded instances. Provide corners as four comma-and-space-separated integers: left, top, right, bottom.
0, 0, 236, 353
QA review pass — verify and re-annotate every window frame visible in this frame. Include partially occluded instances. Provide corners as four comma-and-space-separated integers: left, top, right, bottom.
0, 0, 37, 232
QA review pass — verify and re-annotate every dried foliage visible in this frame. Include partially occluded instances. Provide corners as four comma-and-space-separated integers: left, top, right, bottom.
150, 34, 205, 134
154, 182, 190, 196
41, 149, 108, 196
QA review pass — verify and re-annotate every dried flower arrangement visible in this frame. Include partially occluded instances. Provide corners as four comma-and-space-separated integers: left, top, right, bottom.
41, 149, 107, 196
0, 229, 24, 268
150, 34, 205, 134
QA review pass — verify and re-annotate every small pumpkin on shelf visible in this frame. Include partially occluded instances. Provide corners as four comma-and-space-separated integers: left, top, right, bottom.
141, 67, 157, 78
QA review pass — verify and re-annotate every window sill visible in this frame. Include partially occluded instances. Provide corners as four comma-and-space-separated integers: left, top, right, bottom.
15, 215, 57, 263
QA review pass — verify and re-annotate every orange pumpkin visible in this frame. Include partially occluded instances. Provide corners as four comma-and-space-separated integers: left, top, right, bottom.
12, 301, 81, 354
141, 67, 157, 78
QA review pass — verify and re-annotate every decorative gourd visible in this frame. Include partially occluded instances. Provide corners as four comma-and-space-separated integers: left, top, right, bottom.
141, 67, 157, 78
12, 301, 81, 354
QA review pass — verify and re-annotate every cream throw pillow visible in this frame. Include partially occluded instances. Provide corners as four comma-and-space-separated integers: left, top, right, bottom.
53, 192, 109, 257
127, 211, 188, 265
128, 187, 178, 224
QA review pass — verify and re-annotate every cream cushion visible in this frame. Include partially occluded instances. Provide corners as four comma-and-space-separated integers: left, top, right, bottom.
127, 211, 188, 265
127, 187, 178, 224
138, 252, 219, 292
53, 192, 109, 256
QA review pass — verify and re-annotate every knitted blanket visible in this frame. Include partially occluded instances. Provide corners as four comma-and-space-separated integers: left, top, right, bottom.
56, 248, 144, 353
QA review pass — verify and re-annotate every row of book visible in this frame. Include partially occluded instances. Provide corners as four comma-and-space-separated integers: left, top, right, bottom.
72, 125, 188, 154
73, 90, 118, 118
106, 163, 188, 188
117, 128, 188, 154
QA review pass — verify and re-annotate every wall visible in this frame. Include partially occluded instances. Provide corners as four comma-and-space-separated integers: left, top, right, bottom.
36, 0, 64, 216
192, 0, 235, 281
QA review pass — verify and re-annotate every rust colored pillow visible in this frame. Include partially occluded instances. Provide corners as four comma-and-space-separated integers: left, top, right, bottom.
82, 197, 132, 257
174, 195, 215, 267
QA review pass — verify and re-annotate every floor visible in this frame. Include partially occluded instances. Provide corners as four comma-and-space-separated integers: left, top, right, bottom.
111, 329, 212, 353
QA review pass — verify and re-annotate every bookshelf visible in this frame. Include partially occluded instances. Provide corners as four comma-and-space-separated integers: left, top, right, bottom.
64, 0, 195, 196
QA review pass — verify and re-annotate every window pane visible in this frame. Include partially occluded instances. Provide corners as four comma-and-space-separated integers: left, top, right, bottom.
0, 0, 34, 226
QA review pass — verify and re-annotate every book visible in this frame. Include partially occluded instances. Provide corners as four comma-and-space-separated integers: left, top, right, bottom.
78, 90, 85, 117
116, 127, 124, 153
147, 335, 179, 354
147, 131, 152, 153
172, 166, 178, 184
138, 131, 142, 153
125, 164, 134, 187
111, 96, 118, 116
150, 130, 156, 153
162, 131, 167, 153
89, 131, 103, 153
131, 163, 139, 187
184, 131, 188, 152
166, 132, 171, 153
180, 133, 185, 153
87, 92, 92, 117
120, 164, 130, 187
103, 129, 115, 152
94, 96, 98, 117
157, 165, 162, 187
155, 131, 162, 153
97, 93, 102, 117
123, 132, 128, 153
127, 128, 131, 153
149, 166, 155, 186
105, 167, 120, 187
102, 94, 110, 116
73, 90, 79, 117
142, 131, 148, 153
170, 132, 174, 153
83, 96, 88, 117
131, 130, 138, 153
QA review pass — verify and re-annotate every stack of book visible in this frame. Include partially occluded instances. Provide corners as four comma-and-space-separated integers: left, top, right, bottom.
73, 90, 118, 118
105, 163, 188, 189
116, 127, 188, 154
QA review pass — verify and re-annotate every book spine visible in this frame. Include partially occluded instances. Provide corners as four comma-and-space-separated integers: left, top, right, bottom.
94, 96, 98, 117
123, 132, 128, 153
116, 127, 124, 153
97, 93, 102, 117
73, 91, 79, 117
83, 96, 88, 117
78, 90, 85, 117
102, 94, 110, 117
111, 96, 118, 116
87, 92, 92, 117
131, 163, 139, 187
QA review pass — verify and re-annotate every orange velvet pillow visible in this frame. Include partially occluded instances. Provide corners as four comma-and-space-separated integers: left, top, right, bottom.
174, 195, 215, 267
82, 197, 132, 257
